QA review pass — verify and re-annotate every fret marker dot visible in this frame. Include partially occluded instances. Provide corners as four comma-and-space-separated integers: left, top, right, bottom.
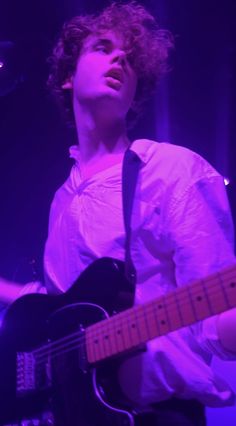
94, 339, 98, 344
161, 320, 166, 325
158, 305, 162, 310
117, 330, 121, 334
197, 296, 202, 301
131, 324, 136, 328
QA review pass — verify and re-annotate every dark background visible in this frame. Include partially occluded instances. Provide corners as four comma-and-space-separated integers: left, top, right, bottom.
0, 0, 235, 283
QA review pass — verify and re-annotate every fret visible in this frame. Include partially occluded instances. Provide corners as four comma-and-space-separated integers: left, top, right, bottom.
134, 305, 149, 342
102, 334, 111, 358
125, 308, 141, 347
219, 270, 236, 308
174, 286, 196, 326
85, 263, 236, 364
86, 327, 101, 363
186, 284, 198, 323
162, 295, 172, 332
201, 278, 214, 316
105, 314, 126, 355
123, 311, 135, 348
101, 324, 112, 358
153, 296, 170, 335
86, 335, 94, 363
102, 322, 116, 358
217, 271, 230, 307
144, 301, 160, 339
203, 274, 228, 315
107, 320, 119, 355
86, 329, 95, 362
92, 325, 106, 361
189, 280, 211, 321
113, 314, 127, 353
165, 292, 183, 331
142, 303, 152, 340
97, 321, 110, 358
93, 334, 100, 362
152, 297, 161, 337
113, 312, 132, 349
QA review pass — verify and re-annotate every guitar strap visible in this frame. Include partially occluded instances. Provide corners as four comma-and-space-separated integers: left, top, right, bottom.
122, 147, 142, 288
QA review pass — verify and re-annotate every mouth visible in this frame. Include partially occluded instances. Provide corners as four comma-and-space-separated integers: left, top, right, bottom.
104, 68, 124, 84
105, 76, 123, 90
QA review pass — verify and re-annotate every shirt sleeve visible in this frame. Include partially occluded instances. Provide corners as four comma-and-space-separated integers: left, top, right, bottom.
19, 281, 47, 296
165, 173, 236, 360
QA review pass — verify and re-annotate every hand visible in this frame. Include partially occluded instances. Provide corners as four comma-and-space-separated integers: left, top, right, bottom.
217, 308, 236, 354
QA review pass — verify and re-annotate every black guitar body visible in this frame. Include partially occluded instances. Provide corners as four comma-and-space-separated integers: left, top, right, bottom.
0, 258, 136, 426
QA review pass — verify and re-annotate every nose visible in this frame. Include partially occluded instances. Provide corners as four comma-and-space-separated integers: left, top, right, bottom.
111, 49, 127, 67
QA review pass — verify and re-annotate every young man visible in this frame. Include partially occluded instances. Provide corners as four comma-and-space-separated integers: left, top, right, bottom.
1, 2, 236, 425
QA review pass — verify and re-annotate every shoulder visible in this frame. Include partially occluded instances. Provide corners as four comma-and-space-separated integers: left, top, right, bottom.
132, 139, 221, 184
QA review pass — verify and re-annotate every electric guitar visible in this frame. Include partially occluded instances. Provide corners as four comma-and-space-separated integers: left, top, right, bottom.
0, 257, 235, 425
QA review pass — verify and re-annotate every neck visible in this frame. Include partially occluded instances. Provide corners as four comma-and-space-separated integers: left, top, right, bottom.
73, 101, 130, 164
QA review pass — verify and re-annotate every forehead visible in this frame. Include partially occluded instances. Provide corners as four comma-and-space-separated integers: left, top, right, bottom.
82, 30, 125, 52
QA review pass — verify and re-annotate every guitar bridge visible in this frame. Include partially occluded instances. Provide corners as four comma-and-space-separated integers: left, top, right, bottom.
17, 352, 36, 394
17, 351, 52, 395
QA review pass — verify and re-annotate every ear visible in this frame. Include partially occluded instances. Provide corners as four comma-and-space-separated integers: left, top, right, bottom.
61, 77, 73, 90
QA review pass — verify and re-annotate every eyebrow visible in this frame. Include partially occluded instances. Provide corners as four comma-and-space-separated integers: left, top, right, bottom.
83, 37, 113, 53
93, 38, 113, 47
85, 36, 126, 55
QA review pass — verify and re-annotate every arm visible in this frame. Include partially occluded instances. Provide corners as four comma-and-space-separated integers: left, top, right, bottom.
0, 277, 24, 304
0, 277, 47, 305
165, 172, 236, 359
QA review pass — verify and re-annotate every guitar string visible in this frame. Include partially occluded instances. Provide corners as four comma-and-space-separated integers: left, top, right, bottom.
33, 267, 236, 362
32, 269, 236, 366
34, 300, 236, 368
34, 282, 235, 369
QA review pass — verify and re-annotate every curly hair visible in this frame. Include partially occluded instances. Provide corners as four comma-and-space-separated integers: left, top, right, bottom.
47, 1, 174, 127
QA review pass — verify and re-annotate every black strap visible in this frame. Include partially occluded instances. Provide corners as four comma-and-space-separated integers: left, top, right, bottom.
122, 148, 142, 287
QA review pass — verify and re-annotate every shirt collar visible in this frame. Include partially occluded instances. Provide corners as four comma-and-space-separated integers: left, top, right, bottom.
69, 145, 80, 165
69, 139, 158, 165
129, 139, 158, 164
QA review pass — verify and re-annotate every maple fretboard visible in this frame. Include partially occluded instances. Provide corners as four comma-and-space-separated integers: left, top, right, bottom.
86, 264, 236, 363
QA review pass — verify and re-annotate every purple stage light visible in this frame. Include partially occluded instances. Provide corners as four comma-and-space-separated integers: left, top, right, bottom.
224, 177, 230, 186
0, 61, 4, 69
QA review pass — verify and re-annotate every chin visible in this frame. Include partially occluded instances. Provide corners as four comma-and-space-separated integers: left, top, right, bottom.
95, 93, 127, 113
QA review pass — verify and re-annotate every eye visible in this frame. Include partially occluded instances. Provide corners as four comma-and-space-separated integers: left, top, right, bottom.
93, 39, 113, 54
94, 43, 108, 53
95, 43, 109, 53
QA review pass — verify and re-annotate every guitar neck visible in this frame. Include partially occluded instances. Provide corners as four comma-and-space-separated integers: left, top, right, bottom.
86, 264, 236, 364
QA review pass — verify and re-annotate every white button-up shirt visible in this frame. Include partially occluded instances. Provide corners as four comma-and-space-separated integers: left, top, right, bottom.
41, 139, 236, 407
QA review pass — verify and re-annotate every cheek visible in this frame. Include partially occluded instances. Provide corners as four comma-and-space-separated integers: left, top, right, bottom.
73, 57, 100, 93
74, 57, 92, 87
73, 64, 89, 90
